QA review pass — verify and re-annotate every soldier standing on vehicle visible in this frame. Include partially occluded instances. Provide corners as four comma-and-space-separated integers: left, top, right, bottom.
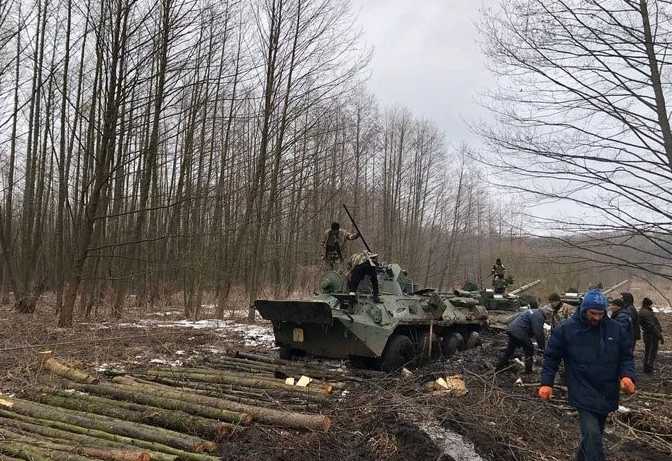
348, 251, 381, 303
548, 292, 574, 330
491, 258, 506, 279
639, 297, 664, 374
539, 289, 636, 461
322, 222, 359, 272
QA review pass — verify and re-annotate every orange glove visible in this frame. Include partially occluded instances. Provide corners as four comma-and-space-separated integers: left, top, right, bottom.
538, 385, 553, 400
620, 377, 635, 394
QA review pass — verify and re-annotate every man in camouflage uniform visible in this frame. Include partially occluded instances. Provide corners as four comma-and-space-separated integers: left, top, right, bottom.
322, 222, 359, 273
347, 251, 381, 303
491, 258, 506, 280
548, 292, 575, 330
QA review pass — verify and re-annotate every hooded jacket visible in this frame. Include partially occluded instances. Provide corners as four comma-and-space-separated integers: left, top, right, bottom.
621, 292, 641, 341
506, 308, 548, 351
541, 303, 636, 414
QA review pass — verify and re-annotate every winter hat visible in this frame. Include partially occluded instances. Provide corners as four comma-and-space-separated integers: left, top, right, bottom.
540, 306, 554, 322
611, 299, 624, 309
642, 297, 653, 307
621, 292, 634, 305
548, 293, 561, 302
580, 289, 607, 314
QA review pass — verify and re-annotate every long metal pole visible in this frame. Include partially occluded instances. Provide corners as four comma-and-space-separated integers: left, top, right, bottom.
342, 204, 371, 252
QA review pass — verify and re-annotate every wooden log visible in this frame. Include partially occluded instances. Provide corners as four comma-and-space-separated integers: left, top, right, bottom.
123, 374, 332, 405
0, 397, 216, 453
73, 381, 331, 432
0, 454, 24, 461
0, 415, 181, 461
61, 382, 251, 426
25, 387, 234, 440
0, 442, 96, 461
113, 375, 326, 410
234, 351, 365, 382
0, 410, 220, 461
0, 426, 150, 461
145, 367, 333, 395
39, 353, 99, 384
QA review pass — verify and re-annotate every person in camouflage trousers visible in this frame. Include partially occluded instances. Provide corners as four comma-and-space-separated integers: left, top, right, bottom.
322, 222, 359, 273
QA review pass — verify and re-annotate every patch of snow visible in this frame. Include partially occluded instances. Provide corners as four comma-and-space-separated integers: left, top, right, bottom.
97, 363, 126, 373
654, 306, 672, 314
419, 418, 485, 461
175, 350, 185, 355
96, 317, 277, 349
617, 405, 631, 413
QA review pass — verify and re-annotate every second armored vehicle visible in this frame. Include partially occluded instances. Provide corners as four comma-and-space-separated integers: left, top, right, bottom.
254, 262, 488, 373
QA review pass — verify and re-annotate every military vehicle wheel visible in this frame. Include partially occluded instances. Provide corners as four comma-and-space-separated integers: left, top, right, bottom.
441, 332, 464, 357
379, 334, 417, 373
464, 331, 482, 349
279, 346, 297, 360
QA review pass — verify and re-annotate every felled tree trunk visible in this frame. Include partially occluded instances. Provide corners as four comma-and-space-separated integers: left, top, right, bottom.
63, 382, 251, 426
24, 387, 235, 440
144, 367, 333, 395
0, 409, 219, 461
0, 397, 216, 453
38, 352, 99, 384
72, 381, 331, 432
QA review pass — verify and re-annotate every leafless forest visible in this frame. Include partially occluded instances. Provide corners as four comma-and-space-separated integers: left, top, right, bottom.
1, 0, 672, 328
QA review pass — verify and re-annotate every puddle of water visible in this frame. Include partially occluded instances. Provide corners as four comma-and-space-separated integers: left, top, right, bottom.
419, 418, 485, 461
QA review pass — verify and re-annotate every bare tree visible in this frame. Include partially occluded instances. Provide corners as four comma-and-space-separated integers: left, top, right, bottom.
478, 0, 672, 279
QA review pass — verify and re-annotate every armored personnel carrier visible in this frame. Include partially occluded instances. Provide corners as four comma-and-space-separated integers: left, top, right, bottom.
254, 262, 488, 373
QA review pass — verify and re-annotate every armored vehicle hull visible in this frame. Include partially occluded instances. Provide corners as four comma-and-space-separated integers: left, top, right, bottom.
453, 280, 541, 328
254, 263, 488, 372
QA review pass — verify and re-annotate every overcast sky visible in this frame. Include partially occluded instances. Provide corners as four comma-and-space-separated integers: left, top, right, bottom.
350, 0, 497, 147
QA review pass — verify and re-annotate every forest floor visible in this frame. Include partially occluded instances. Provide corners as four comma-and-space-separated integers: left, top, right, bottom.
0, 305, 670, 461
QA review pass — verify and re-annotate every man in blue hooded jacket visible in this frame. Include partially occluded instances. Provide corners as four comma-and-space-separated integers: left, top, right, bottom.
538, 289, 636, 461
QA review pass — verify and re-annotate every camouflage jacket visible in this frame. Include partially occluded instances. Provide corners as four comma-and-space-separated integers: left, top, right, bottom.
551, 302, 575, 329
349, 251, 376, 268
323, 228, 358, 259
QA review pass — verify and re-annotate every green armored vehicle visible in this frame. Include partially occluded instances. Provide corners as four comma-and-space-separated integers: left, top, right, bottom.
254, 262, 488, 373
453, 279, 541, 328
560, 280, 629, 306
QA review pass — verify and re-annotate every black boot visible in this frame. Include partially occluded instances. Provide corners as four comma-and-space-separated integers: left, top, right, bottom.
524, 357, 534, 374
372, 294, 382, 303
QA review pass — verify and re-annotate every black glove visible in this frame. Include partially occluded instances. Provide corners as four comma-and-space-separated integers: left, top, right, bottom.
660, 337, 665, 345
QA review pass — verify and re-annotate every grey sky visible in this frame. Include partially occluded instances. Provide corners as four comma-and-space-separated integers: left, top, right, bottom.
351, 0, 496, 146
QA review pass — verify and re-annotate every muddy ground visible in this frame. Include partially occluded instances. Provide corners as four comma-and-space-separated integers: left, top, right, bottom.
0, 308, 670, 461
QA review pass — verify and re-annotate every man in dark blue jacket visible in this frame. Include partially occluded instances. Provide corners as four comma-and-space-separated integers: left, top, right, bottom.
495, 306, 553, 374
538, 289, 636, 461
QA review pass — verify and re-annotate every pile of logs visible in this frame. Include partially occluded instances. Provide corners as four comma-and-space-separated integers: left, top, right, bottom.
0, 351, 354, 461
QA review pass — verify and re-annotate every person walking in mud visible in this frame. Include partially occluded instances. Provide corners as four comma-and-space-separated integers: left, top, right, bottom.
538, 289, 636, 461
495, 306, 553, 374
639, 297, 664, 374
322, 222, 359, 273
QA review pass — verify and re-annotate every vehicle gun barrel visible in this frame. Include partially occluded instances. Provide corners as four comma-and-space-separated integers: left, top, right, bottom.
602, 279, 629, 295
509, 279, 541, 296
